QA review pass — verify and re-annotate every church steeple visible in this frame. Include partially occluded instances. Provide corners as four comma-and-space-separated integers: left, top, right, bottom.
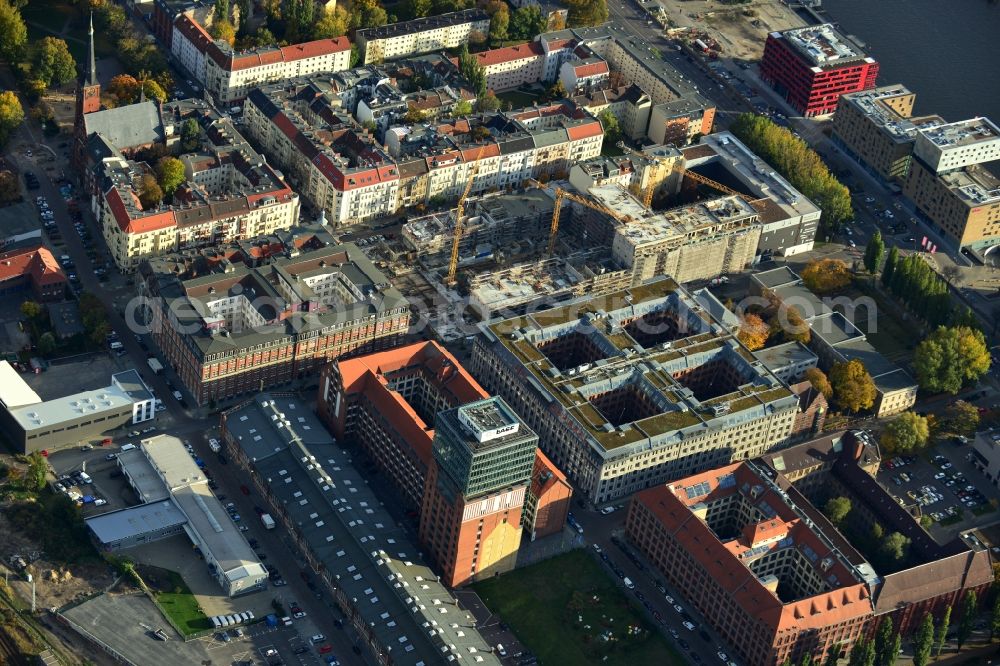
87, 12, 97, 87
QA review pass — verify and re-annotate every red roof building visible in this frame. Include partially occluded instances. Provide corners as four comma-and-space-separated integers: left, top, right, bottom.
525, 450, 572, 541
0, 245, 67, 302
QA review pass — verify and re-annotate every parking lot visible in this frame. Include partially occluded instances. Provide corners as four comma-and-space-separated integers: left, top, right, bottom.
46, 444, 145, 514
877, 440, 998, 538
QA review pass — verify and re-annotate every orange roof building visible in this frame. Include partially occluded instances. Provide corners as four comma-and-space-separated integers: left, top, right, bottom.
525, 450, 572, 541
0, 245, 67, 302
626, 462, 873, 665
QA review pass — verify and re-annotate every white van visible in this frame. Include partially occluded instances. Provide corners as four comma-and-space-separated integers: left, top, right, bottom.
496, 644, 507, 657
219, 615, 231, 627
239, 611, 251, 623
211, 617, 222, 629
120, 443, 136, 452
623, 577, 635, 590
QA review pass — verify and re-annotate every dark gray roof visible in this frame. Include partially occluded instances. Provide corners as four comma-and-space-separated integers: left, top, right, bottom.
84, 102, 164, 149
47, 302, 84, 339
85, 501, 188, 545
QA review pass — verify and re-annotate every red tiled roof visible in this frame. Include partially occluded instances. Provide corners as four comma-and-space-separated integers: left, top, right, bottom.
470, 42, 545, 67
566, 121, 603, 141
0, 245, 66, 286
573, 61, 609, 78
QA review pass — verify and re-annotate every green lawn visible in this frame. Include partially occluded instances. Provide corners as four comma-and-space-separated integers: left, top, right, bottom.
150, 570, 212, 636
838, 281, 919, 363
472, 550, 684, 666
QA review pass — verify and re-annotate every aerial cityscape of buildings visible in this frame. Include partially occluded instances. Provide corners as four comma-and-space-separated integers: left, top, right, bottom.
0, 0, 998, 664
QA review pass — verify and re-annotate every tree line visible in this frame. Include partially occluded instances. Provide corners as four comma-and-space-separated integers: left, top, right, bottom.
729, 113, 852, 232
880, 246, 979, 330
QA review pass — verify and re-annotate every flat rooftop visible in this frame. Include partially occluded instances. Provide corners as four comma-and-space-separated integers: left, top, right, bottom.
752, 341, 817, 372
86, 500, 187, 545
752, 266, 801, 291
841, 85, 944, 142
118, 448, 171, 503
10, 385, 135, 432
918, 117, 1000, 149
940, 163, 1000, 206
482, 278, 797, 455
0, 360, 41, 408
113, 370, 153, 403
225, 394, 502, 666
809, 311, 864, 347
779, 23, 868, 68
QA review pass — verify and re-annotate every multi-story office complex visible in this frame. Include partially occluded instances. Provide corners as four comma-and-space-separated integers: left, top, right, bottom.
831, 85, 942, 183
84, 99, 300, 271
0, 364, 155, 453
139, 227, 409, 405
419, 398, 539, 587
627, 459, 875, 665
317, 341, 489, 510
760, 24, 878, 117
903, 118, 1000, 251
470, 277, 801, 503
221, 394, 502, 664
316, 341, 571, 548
171, 14, 352, 104
356, 10, 490, 64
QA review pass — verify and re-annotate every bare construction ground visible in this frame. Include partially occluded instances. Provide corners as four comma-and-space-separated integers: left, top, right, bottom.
661, 0, 805, 60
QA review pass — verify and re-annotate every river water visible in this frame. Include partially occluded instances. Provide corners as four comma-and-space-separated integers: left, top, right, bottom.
820, 0, 1000, 123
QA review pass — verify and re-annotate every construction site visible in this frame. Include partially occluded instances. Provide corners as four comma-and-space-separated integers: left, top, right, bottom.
390, 132, 819, 340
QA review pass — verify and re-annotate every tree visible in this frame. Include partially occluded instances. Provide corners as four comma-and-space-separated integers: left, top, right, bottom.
313, 6, 349, 38
737, 313, 769, 351
215, 0, 230, 21
914, 326, 991, 394
913, 613, 934, 666
801, 258, 851, 294
489, 3, 508, 43
27, 452, 46, 491
864, 230, 885, 275
823, 496, 851, 527
235, 0, 251, 29
991, 594, 1000, 642
37, 331, 56, 356
140, 78, 168, 103
476, 91, 501, 113
211, 17, 236, 45
800, 656, 813, 666
31, 37, 77, 87
565, 0, 607, 27
349, 0, 388, 30
547, 80, 567, 100
0, 170, 19, 204
400, 0, 431, 19
729, 113, 852, 232
20, 300, 42, 320
957, 589, 977, 650
804, 367, 833, 400
935, 605, 951, 657
451, 99, 473, 117
156, 157, 186, 197
768, 305, 810, 345
848, 638, 875, 666
881, 245, 898, 288
880, 412, 930, 454
180, 118, 201, 152
879, 531, 910, 564
138, 173, 163, 210
829, 359, 876, 413
0, 90, 24, 149
822, 645, 841, 666
403, 107, 427, 124
509, 5, 547, 40
597, 109, 621, 146
0, 0, 27, 61
941, 400, 979, 438
873, 617, 896, 666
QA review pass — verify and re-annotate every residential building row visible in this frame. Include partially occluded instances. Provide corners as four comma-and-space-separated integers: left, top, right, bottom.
79, 99, 300, 272
626, 432, 992, 665
832, 85, 1000, 253
137, 226, 409, 406
243, 78, 602, 226
171, 13, 353, 104
356, 9, 490, 64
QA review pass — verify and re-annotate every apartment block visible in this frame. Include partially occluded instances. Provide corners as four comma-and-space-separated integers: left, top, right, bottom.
139, 228, 409, 405
84, 100, 300, 272
419, 398, 538, 587
460, 42, 548, 92
760, 24, 878, 117
171, 14, 351, 104
356, 10, 490, 64
470, 277, 800, 503
569, 85, 653, 142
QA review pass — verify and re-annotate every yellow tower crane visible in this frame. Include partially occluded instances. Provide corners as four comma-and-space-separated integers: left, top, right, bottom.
446, 145, 488, 285
538, 182, 634, 257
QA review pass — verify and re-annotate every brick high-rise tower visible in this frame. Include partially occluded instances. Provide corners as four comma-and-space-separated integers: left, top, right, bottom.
419, 397, 537, 587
